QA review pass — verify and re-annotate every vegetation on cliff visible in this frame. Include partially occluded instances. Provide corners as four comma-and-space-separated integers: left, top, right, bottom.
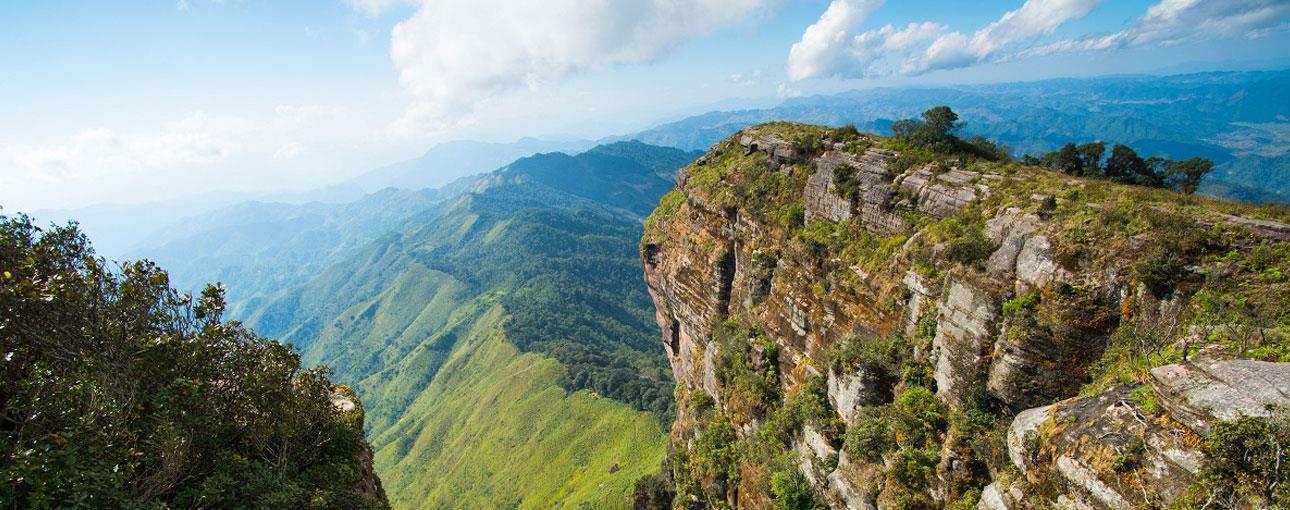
639, 110, 1290, 509
0, 215, 389, 510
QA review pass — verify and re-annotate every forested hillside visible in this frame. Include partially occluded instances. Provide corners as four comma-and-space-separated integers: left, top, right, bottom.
0, 215, 389, 509
242, 142, 699, 508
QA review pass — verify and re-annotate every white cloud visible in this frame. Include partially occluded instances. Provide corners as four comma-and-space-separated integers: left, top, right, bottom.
790, 0, 1290, 81
0, 105, 397, 210
1025, 0, 1290, 57
272, 142, 307, 161
787, 0, 886, 81
907, 0, 1100, 75
375, 0, 776, 134
789, 0, 1098, 80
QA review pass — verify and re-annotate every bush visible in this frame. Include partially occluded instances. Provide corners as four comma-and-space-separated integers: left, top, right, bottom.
1198, 416, 1290, 507
893, 386, 946, 448
843, 409, 895, 462
1133, 251, 1183, 297
770, 469, 821, 510
944, 230, 995, 266
1003, 292, 1042, 318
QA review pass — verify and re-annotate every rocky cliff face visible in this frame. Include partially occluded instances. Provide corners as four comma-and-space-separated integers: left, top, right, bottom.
640, 123, 1290, 509
331, 385, 389, 504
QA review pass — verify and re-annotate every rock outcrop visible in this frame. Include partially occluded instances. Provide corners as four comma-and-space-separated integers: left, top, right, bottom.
1150, 357, 1290, 435
641, 123, 1290, 509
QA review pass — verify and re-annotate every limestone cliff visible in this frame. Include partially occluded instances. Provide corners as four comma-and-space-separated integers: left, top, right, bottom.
639, 123, 1290, 509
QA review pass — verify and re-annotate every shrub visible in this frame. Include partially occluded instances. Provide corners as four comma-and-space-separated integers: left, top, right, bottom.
893, 386, 947, 448
944, 230, 996, 266
1133, 250, 1183, 297
1198, 416, 1290, 507
843, 409, 895, 463
770, 469, 821, 510
0, 215, 388, 509
1003, 292, 1042, 318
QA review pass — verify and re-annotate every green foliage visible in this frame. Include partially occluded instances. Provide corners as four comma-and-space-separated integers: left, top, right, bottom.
1197, 416, 1290, 507
842, 409, 895, 463
675, 413, 741, 509
833, 164, 863, 201
631, 461, 675, 510
712, 319, 781, 419
0, 215, 388, 510
886, 448, 939, 507
943, 228, 996, 266
892, 386, 947, 448
1029, 141, 1212, 194
828, 334, 908, 394
1002, 291, 1042, 318
769, 469, 821, 510
1133, 250, 1185, 297
890, 106, 1004, 162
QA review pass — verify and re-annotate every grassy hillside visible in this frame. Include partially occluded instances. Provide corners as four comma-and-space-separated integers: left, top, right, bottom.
243, 143, 697, 509
373, 306, 664, 509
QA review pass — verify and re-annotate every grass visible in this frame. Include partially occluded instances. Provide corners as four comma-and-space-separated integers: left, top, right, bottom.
371, 306, 666, 510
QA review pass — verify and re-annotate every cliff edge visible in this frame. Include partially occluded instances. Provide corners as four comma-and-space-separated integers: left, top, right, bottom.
639, 122, 1290, 509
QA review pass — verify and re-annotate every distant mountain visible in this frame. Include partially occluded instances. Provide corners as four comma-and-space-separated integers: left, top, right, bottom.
349, 138, 595, 193
129, 179, 477, 319
31, 197, 239, 259
242, 142, 697, 509
628, 70, 1290, 203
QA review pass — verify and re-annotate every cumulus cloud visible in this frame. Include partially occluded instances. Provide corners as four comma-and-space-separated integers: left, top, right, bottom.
787, 0, 886, 81
788, 0, 1290, 81
788, 0, 1098, 80
377, 0, 775, 133
1024, 0, 1290, 57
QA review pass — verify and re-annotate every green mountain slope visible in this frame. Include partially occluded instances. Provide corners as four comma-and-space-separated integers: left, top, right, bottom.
244, 142, 699, 508
129, 183, 475, 318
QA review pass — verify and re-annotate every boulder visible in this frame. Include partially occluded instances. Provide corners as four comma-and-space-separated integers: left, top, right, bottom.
1006, 388, 1200, 508
985, 208, 1041, 276
1150, 357, 1290, 435
1014, 235, 1069, 289
1006, 404, 1051, 474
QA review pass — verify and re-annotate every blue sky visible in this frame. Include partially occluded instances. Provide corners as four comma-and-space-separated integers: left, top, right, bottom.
2, 0, 1288, 210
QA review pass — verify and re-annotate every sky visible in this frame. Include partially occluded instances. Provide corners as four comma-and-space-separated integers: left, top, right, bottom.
2, 0, 1289, 211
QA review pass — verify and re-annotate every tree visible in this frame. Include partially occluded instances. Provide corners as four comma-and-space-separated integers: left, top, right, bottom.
891, 118, 920, 141
1105, 144, 1147, 182
1075, 142, 1106, 177
921, 106, 961, 140
1051, 143, 1083, 175
1163, 157, 1213, 195
0, 215, 389, 509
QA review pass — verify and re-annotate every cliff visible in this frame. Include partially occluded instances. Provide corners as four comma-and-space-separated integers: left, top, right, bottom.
639, 123, 1290, 509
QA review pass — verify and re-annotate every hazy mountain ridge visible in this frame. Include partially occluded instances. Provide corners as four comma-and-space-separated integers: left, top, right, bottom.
129, 182, 477, 318
629, 70, 1290, 203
